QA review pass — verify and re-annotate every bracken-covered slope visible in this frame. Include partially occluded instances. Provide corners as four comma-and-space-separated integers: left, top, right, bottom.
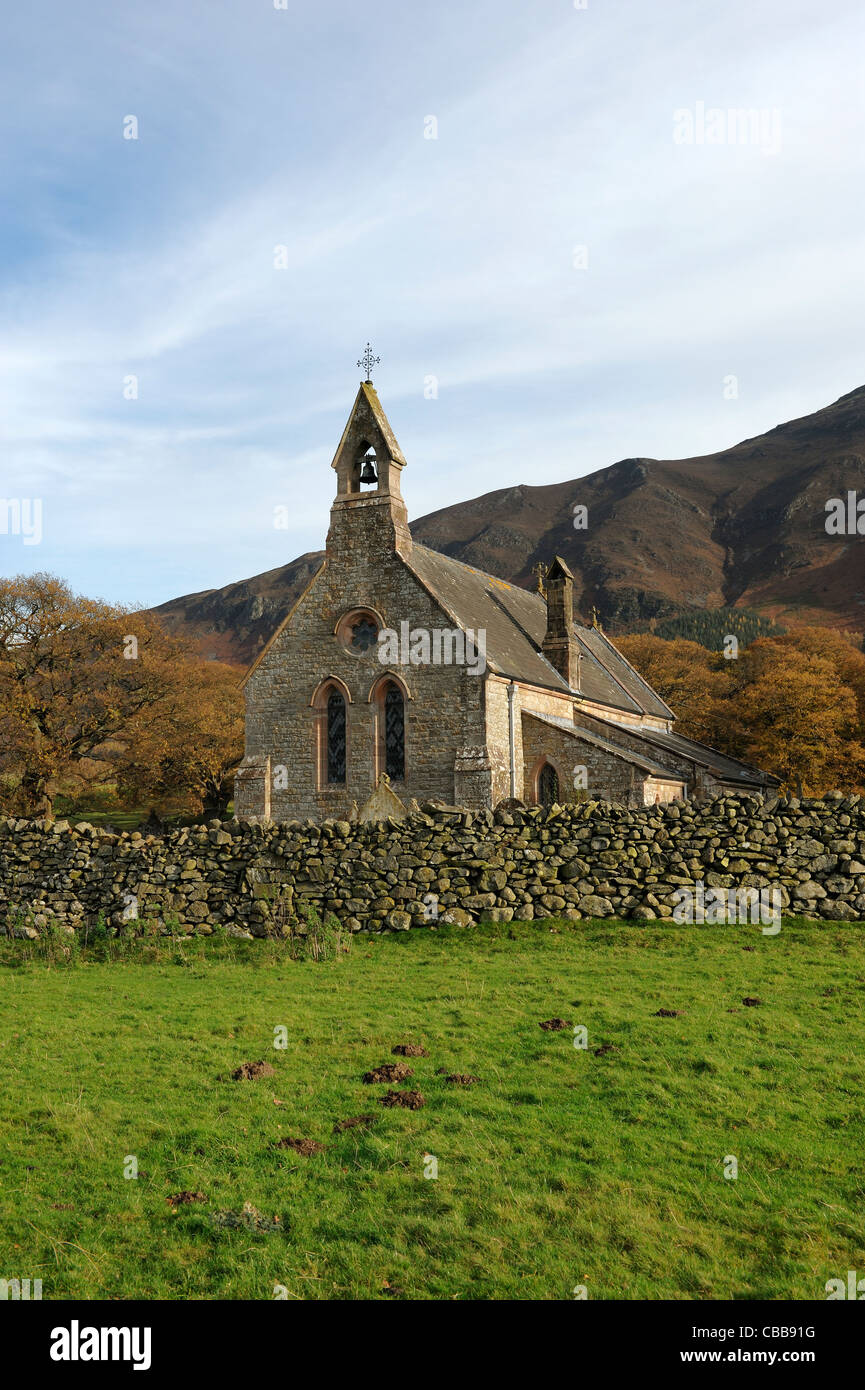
153, 385, 865, 665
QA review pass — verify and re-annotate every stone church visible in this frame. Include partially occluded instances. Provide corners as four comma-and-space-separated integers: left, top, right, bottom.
235, 378, 775, 822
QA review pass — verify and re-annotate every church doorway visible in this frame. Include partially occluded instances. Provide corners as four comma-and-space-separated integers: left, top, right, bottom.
537, 761, 559, 807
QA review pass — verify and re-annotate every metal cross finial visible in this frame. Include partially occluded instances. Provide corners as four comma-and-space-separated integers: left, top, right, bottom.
357, 342, 380, 382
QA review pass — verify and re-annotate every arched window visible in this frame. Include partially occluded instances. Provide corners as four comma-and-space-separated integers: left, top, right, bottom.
311, 677, 351, 790
326, 689, 347, 784
538, 761, 559, 808
369, 674, 410, 783
384, 684, 405, 780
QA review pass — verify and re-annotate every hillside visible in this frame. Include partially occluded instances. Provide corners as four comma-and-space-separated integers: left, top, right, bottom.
153, 385, 865, 665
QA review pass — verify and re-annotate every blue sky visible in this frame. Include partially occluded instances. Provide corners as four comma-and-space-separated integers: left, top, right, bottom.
2, 0, 864, 607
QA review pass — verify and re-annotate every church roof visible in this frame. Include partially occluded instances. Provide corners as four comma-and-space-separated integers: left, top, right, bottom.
407, 544, 569, 693
522, 710, 679, 779
595, 717, 780, 788
406, 542, 673, 718
576, 624, 674, 720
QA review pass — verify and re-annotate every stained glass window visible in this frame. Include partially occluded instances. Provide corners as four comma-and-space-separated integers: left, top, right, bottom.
350, 618, 378, 653
326, 689, 346, 783
538, 762, 559, 807
384, 684, 405, 780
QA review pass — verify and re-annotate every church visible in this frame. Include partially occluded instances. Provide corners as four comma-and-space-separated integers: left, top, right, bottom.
234, 372, 776, 822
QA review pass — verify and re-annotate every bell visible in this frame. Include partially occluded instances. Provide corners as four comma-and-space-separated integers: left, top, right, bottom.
359, 453, 378, 485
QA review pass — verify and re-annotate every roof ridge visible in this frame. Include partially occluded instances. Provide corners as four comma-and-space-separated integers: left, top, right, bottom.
590, 626, 675, 720
577, 625, 669, 719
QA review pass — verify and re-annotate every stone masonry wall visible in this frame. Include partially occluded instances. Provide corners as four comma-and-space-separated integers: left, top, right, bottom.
1, 792, 864, 937
241, 551, 489, 821
521, 715, 637, 806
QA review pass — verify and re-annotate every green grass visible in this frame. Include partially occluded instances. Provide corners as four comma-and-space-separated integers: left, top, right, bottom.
1, 920, 863, 1301
48, 784, 236, 830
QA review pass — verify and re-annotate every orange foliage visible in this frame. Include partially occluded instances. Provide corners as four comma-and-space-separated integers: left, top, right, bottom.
617, 625, 865, 795
0, 573, 244, 817
120, 660, 244, 816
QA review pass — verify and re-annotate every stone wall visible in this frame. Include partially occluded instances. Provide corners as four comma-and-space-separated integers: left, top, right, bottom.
2, 793, 864, 937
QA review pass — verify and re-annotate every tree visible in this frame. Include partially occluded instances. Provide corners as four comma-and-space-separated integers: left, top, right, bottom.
615, 634, 731, 746
651, 607, 782, 650
617, 624, 865, 793
764, 626, 865, 729
730, 644, 865, 794
0, 573, 187, 816
120, 660, 244, 816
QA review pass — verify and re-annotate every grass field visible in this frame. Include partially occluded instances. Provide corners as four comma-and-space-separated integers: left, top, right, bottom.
1, 920, 863, 1301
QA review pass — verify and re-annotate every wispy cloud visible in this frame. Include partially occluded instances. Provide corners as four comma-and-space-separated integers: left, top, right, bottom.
1, 0, 863, 604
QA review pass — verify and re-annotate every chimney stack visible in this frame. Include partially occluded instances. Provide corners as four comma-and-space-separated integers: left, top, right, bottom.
541, 556, 580, 689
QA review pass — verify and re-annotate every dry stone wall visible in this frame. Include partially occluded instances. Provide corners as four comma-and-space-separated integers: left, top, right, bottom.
1, 792, 864, 938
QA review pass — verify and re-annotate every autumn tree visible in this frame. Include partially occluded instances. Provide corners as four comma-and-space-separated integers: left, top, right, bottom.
119, 660, 244, 816
615, 634, 731, 746
765, 626, 865, 729
0, 573, 188, 816
730, 643, 865, 794
618, 622, 865, 794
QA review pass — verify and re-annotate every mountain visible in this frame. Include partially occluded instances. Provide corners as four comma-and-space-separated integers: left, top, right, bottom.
153, 385, 865, 665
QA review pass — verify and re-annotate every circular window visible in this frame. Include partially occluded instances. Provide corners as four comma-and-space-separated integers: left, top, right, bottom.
335, 608, 382, 656
350, 617, 378, 653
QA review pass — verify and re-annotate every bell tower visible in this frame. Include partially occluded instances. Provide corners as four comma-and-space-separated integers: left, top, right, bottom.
327, 356, 411, 559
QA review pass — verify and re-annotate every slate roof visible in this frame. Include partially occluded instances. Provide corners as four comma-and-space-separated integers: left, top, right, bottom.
576, 625, 673, 721
407, 543, 672, 719
407, 544, 569, 694
596, 717, 780, 788
522, 710, 681, 780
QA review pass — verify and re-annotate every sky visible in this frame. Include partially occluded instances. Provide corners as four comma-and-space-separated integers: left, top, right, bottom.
1, 0, 864, 608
